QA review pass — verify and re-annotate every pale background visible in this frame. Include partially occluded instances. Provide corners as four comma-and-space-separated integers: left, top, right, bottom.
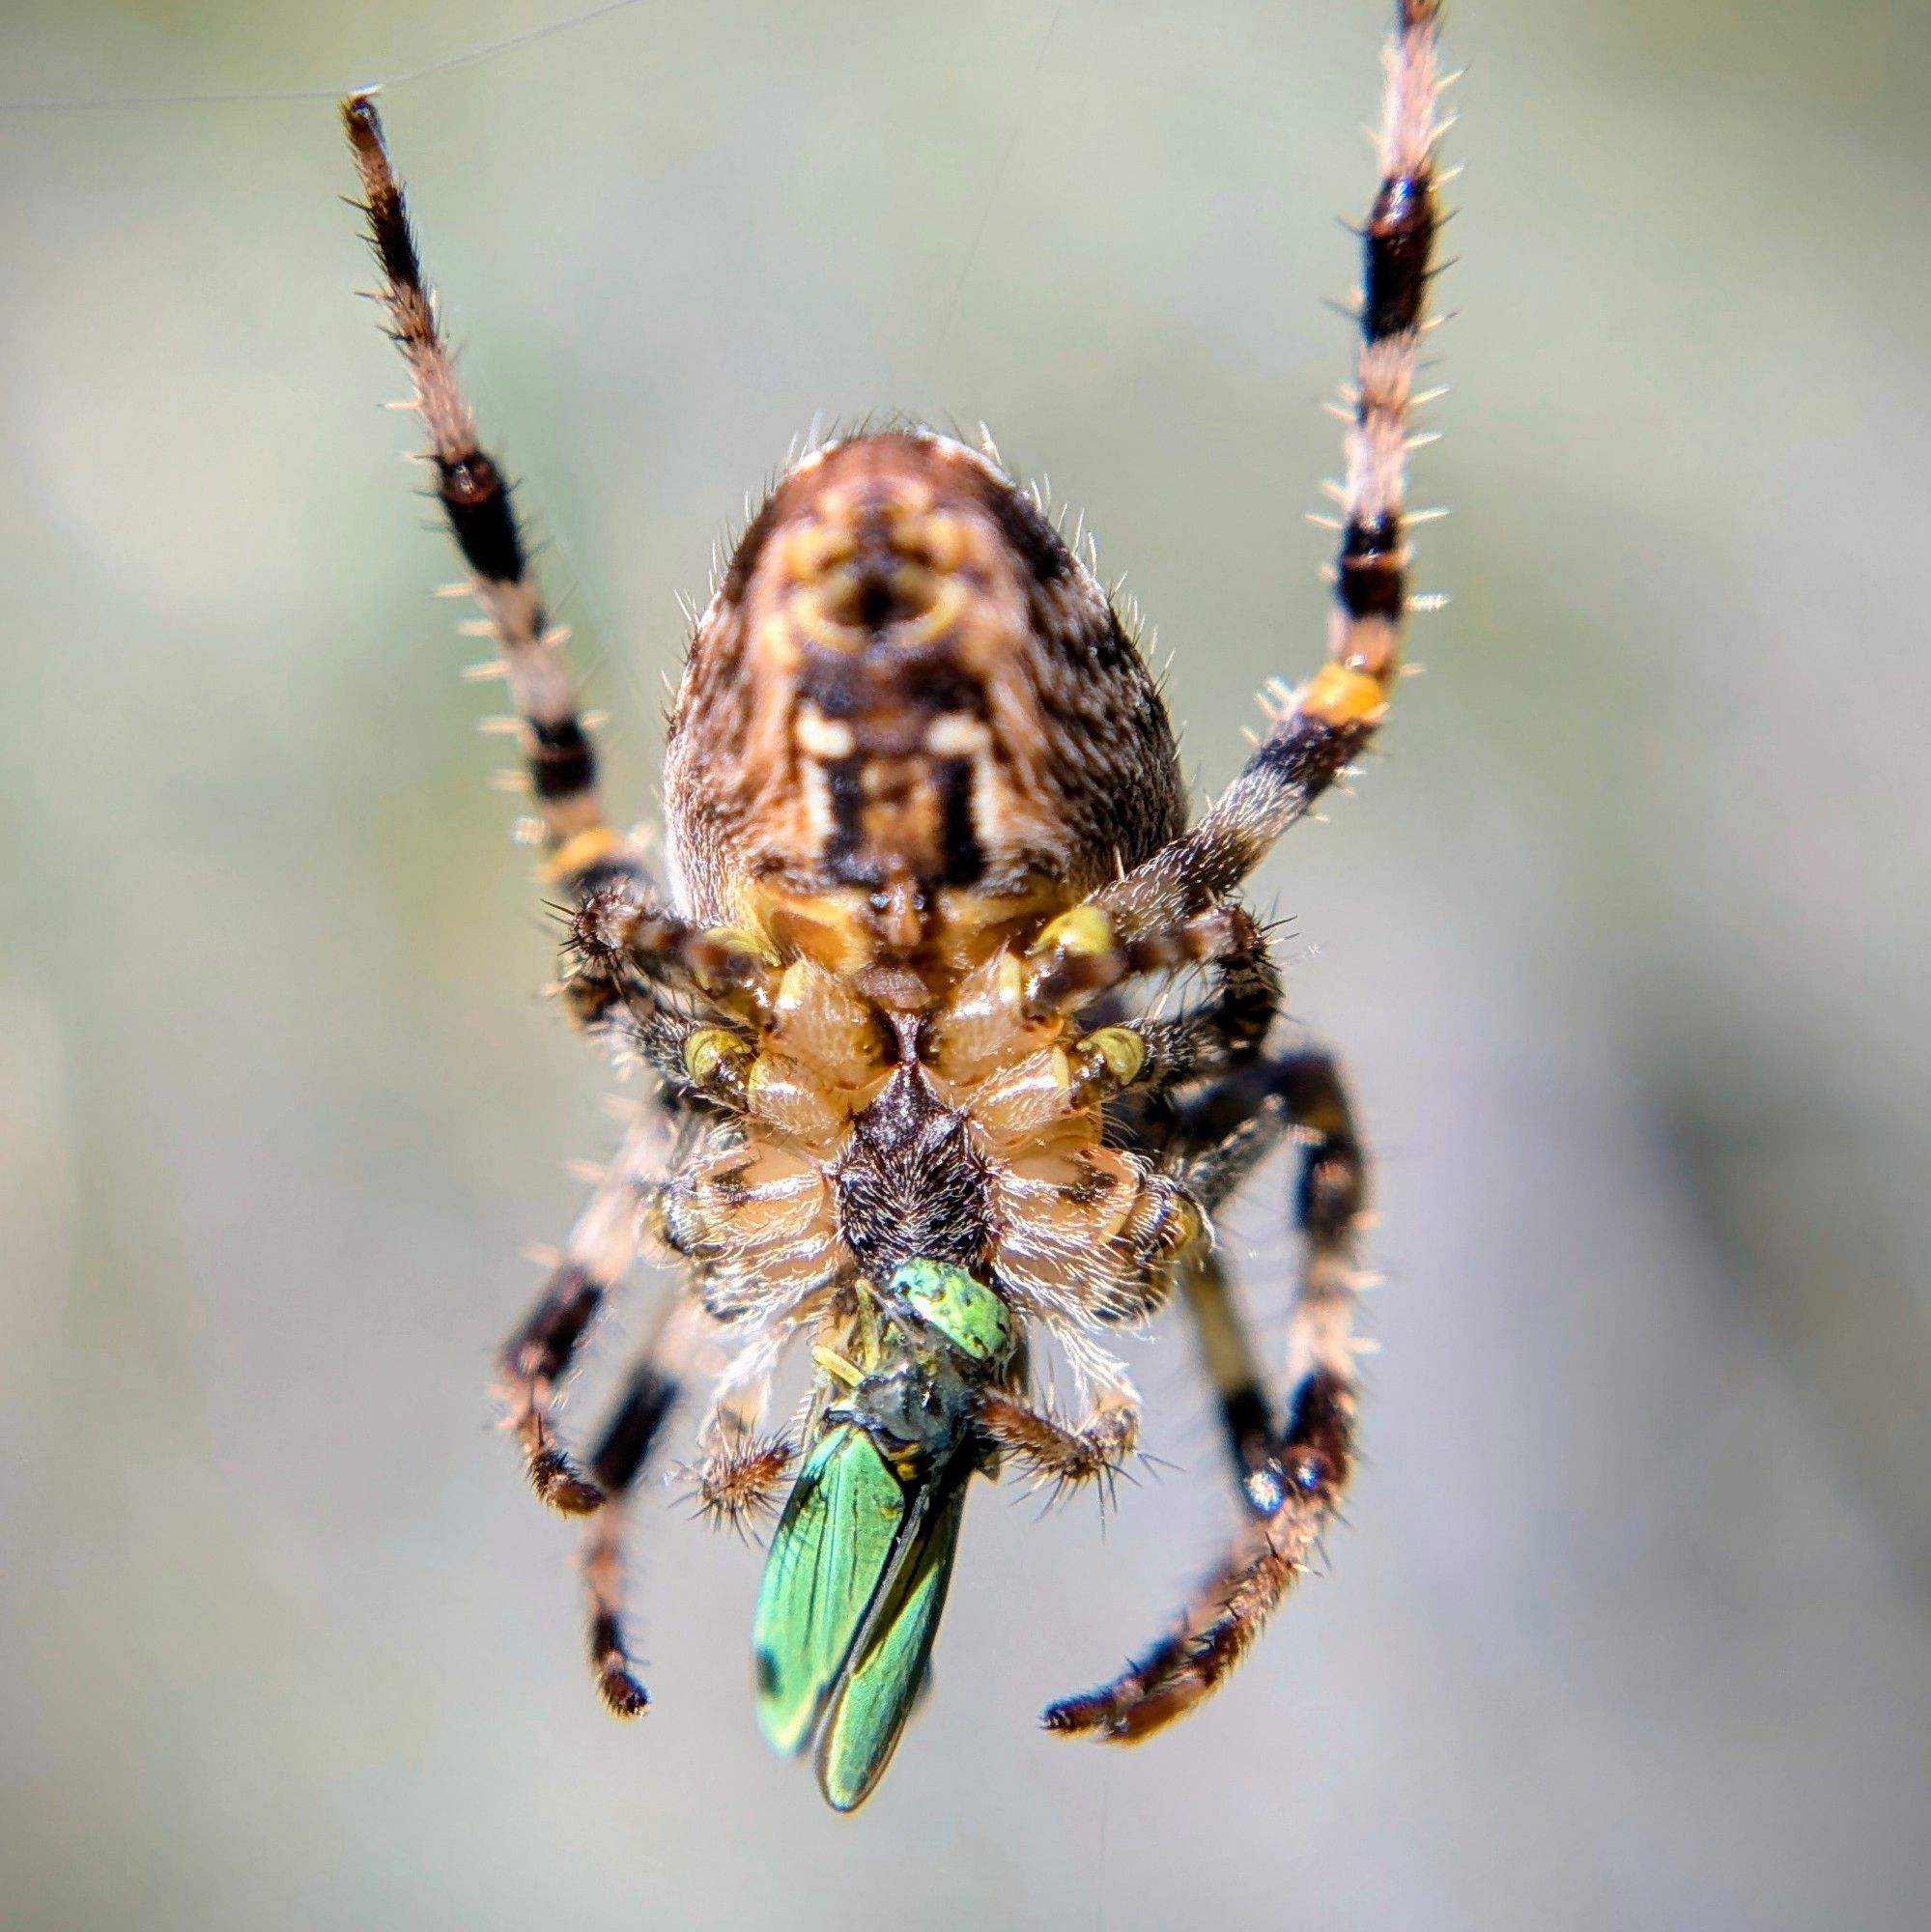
3, 2, 1928, 1927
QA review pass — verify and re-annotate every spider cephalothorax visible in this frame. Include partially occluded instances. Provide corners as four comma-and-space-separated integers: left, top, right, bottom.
344, 0, 1450, 1811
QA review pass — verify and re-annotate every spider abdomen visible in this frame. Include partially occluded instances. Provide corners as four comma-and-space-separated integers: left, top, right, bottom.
662, 430, 1185, 1001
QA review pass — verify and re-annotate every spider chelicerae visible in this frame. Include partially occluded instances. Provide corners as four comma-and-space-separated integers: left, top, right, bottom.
344, 0, 1450, 1812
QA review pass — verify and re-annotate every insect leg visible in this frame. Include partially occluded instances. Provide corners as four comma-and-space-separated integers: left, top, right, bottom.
686, 1329, 799, 1535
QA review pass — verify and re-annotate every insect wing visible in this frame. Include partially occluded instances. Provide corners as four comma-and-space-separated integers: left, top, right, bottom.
813, 1460, 970, 1813
753, 1423, 908, 1756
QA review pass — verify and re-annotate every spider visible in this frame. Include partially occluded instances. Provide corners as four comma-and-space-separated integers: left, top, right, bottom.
343, 0, 1450, 1812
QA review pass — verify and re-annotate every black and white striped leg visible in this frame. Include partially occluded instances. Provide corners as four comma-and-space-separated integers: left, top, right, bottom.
1093, 0, 1450, 936
498, 1119, 671, 1515
341, 101, 784, 1077
578, 1344, 682, 1718
342, 94, 644, 903
1044, 1047, 1369, 1742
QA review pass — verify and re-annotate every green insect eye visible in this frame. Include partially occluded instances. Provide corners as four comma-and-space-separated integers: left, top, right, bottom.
889, 1259, 1011, 1363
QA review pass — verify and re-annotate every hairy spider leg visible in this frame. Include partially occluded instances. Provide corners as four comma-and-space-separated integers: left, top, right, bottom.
576, 1313, 691, 1719
1011, 0, 1446, 1736
497, 1116, 677, 1515
1045, 1048, 1368, 1739
346, 96, 793, 1046
1094, 0, 1448, 940
1028, 903, 1285, 1106
343, 94, 645, 902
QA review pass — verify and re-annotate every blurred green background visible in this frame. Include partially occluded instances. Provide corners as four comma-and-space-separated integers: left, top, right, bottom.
3, 1, 1928, 1926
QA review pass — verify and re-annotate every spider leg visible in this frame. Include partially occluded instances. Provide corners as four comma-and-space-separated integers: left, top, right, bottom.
574, 1295, 711, 1718
501, 1101, 739, 1714
978, 1386, 1140, 1504
559, 886, 781, 1043
344, 97, 786, 1057
1043, 1047, 1368, 1741
497, 1111, 685, 1515
1093, 0, 1450, 937
1039, 902, 1283, 1108
1178, 1044, 1364, 1515
342, 95, 644, 903
1177, 1247, 1289, 1519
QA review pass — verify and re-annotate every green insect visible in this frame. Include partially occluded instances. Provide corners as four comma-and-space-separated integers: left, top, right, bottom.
752, 1260, 1013, 1811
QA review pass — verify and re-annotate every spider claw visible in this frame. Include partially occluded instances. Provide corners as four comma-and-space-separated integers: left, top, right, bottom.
1040, 1693, 1103, 1735
529, 1448, 606, 1516
595, 1662, 650, 1719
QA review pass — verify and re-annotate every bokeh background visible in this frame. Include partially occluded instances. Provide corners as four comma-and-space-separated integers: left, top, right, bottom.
4, 2, 1928, 1926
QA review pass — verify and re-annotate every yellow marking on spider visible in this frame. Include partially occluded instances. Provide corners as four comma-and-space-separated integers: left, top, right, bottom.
542, 824, 626, 881
1083, 1026, 1148, 1090
1299, 662, 1388, 728
792, 583, 866, 652
684, 1027, 747, 1088
865, 507, 974, 577
702, 925, 781, 969
1030, 903, 1115, 959
783, 522, 858, 583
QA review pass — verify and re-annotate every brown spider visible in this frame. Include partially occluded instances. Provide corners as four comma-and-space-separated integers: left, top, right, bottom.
343, 0, 1450, 1812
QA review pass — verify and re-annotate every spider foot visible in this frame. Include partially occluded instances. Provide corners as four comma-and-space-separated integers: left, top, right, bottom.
527, 1445, 606, 1517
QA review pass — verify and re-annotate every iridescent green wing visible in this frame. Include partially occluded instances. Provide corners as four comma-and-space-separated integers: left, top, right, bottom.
753, 1423, 908, 1756
813, 1457, 970, 1813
